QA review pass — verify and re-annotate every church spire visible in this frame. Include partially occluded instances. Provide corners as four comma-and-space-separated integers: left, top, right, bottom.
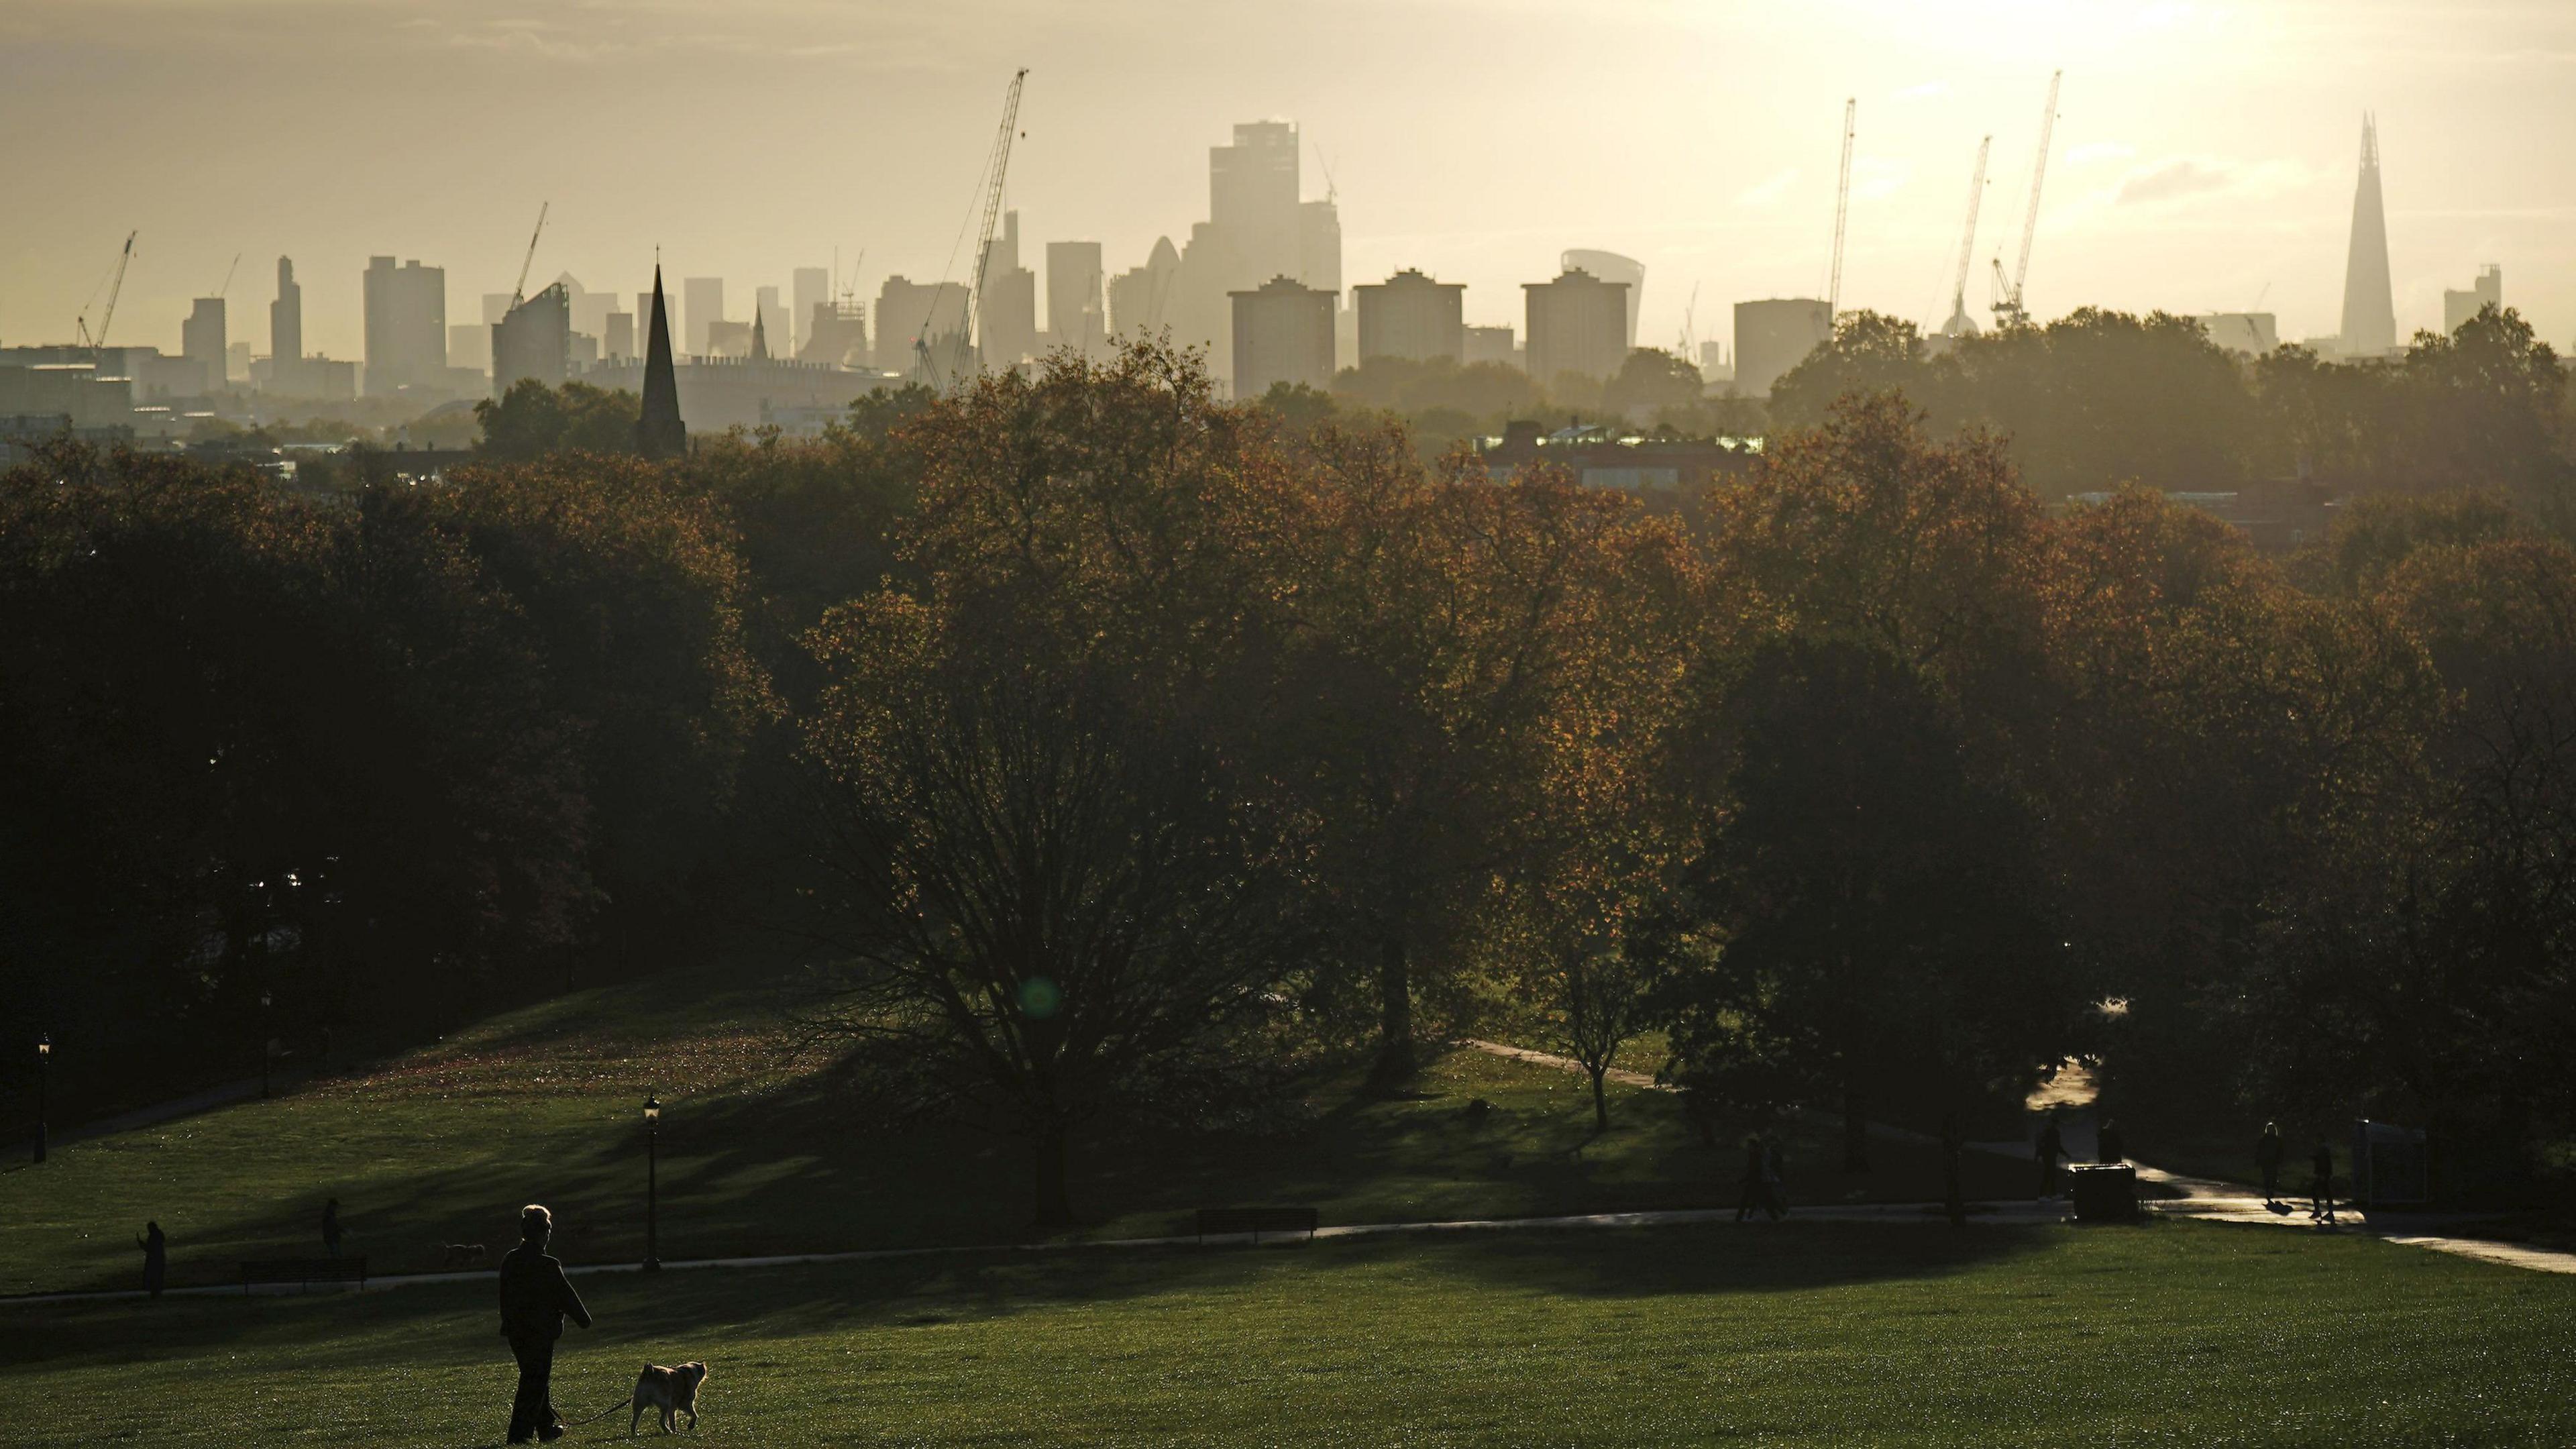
749, 303, 769, 362
636, 264, 686, 460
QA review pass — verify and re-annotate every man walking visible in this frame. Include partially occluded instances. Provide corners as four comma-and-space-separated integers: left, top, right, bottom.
2257, 1124, 2285, 1208
2308, 1143, 2339, 1224
2035, 1112, 2063, 1199
499, 1204, 593, 1443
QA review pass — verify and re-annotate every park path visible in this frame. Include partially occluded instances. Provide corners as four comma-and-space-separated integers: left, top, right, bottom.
1460, 1038, 2576, 1278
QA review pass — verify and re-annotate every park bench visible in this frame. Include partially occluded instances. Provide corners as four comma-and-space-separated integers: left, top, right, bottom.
239, 1256, 368, 1294
1195, 1206, 1320, 1245
2065, 1164, 2138, 1223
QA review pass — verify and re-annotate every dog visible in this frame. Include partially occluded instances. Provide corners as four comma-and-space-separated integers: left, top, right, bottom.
436, 1242, 488, 1269
630, 1360, 709, 1436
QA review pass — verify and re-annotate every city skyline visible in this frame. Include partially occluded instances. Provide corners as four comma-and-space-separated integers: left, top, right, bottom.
6, 0, 2572, 366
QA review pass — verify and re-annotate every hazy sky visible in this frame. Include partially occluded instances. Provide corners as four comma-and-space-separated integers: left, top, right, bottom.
6, 0, 2571, 364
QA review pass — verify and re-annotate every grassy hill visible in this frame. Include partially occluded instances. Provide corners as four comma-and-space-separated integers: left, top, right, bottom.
0, 968, 2030, 1296
9, 1221, 2573, 1446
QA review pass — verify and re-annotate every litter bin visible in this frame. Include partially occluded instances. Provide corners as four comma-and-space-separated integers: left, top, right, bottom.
2065, 1163, 2138, 1223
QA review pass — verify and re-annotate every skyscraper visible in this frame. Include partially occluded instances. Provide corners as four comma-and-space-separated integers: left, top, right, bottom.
1046, 241, 1106, 359
637, 266, 686, 460
1524, 268, 1629, 386
791, 267, 829, 355
270, 258, 302, 368
978, 211, 1040, 369
1110, 237, 1182, 339
1560, 251, 1644, 352
492, 284, 570, 396
1211, 121, 1301, 286
1231, 276, 1335, 397
2338, 115, 2396, 358
363, 256, 447, 396
181, 298, 227, 394
2443, 264, 2502, 336
1356, 268, 1464, 364
683, 276, 725, 357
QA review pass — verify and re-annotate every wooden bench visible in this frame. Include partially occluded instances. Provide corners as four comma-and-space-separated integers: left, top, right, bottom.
1195, 1207, 1319, 1245
239, 1256, 368, 1293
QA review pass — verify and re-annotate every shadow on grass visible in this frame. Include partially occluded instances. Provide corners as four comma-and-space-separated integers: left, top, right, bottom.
0, 1218, 2059, 1378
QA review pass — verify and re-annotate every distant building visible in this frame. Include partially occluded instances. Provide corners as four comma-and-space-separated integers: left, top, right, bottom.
1525, 268, 1629, 386
2338, 115, 2396, 358
0, 360, 136, 431
1478, 418, 1760, 494
706, 320, 752, 359
875, 276, 969, 376
792, 268, 830, 356
604, 311, 635, 363
2444, 264, 2502, 335
1560, 251, 1644, 352
756, 287, 790, 360
1698, 341, 1733, 385
1230, 276, 1335, 397
1110, 237, 1182, 339
270, 257, 303, 370
979, 211, 1040, 370
1212, 121, 1303, 287
492, 283, 571, 396
1462, 325, 1519, 369
1046, 241, 1106, 359
684, 277, 725, 357
1356, 268, 1465, 364
363, 256, 447, 396
802, 300, 867, 367
181, 298, 227, 395
2201, 312, 2280, 356
1733, 298, 1833, 398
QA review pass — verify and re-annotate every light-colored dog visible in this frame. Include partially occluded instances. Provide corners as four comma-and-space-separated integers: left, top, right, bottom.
437, 1242, 488, 1269
630, 1361, 709, 1436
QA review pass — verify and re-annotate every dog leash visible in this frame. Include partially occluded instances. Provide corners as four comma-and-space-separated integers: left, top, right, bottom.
558, 1394, 633, 1429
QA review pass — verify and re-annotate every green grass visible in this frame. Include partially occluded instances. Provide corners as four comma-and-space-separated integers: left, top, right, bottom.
0, 971, 2031, 1296
8, 1220, 2571, 1446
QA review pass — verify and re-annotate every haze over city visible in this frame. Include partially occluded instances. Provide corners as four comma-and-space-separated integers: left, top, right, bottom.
8, 0, 2573, 361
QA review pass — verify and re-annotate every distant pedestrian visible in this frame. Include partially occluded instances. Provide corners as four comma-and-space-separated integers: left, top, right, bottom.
135, 1221, 166, 1299
499, 1203, 594, 1444
1735, 1134, 1767, 1222
2035, 1113, 2064, 1199
2256, 1124, 2285, 1206
1763, 1134, 1790, 1219
322, 1197, 343, 1258
2097, 1119, 2127, 1165
2309, 1143, 2338, 1224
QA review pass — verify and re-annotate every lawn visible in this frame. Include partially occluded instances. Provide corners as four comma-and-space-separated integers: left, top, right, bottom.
7, 1219, 2571, 1446
0, 969, 2031, 1296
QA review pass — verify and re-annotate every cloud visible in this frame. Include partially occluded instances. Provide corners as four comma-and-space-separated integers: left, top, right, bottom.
1737, 168, 1798, 208
2114, 154, 2316, 207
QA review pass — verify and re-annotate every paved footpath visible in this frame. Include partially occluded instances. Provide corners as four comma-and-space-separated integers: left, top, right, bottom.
1462, 1039, 2576, 1279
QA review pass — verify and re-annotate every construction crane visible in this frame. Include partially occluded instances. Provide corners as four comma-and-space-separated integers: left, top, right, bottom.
1827, 97, 1856, 317
510, 201, 550, 308
922, 67, 1029, 388
215, 252, 241, 301
1990, 70, 2061, 329
76, 230, 138, 352
1939, 136, 1991, 337
1678, 282, 1701, 363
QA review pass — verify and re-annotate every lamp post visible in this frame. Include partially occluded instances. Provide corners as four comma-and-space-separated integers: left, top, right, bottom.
643, 1094, 661, 1273
33, 1033, 50, 1166
258, 990, 274, 1099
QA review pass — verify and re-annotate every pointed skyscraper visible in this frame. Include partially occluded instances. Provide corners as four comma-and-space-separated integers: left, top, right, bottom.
2337, 115, 2396, 358
749, 304, 769, 362
636, 265, 687, 460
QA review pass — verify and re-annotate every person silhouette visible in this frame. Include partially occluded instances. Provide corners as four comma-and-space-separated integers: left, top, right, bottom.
1735, 1134, 1767, 1222
135, 1221, 166, 1299
2097, 1119, 2127, 1165
321, 1198, 343, 1258
498, 1204, 594, 1444
2257, 1124, 2284, 1207
2309, 1143, 2338, 1224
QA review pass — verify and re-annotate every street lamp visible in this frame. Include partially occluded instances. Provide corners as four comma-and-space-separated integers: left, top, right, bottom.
258, 990, 274, 1099
33, 1034, 50, 1166
643, 1095, 661, 1273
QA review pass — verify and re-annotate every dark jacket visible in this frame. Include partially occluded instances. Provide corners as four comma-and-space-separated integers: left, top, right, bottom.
498, 1244, 592, 1342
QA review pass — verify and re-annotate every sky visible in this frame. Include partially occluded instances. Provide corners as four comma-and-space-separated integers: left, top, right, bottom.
5, 0, 2572, 364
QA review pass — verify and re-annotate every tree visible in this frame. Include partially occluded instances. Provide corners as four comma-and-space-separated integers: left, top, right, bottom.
474, 380, 645, 460
795, 343, 1309, 1226
1605, 348, 1705, 418
1661, 637, 2072, 1170
1766, 311, 1927, 431
2392, 307, 2571, 511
